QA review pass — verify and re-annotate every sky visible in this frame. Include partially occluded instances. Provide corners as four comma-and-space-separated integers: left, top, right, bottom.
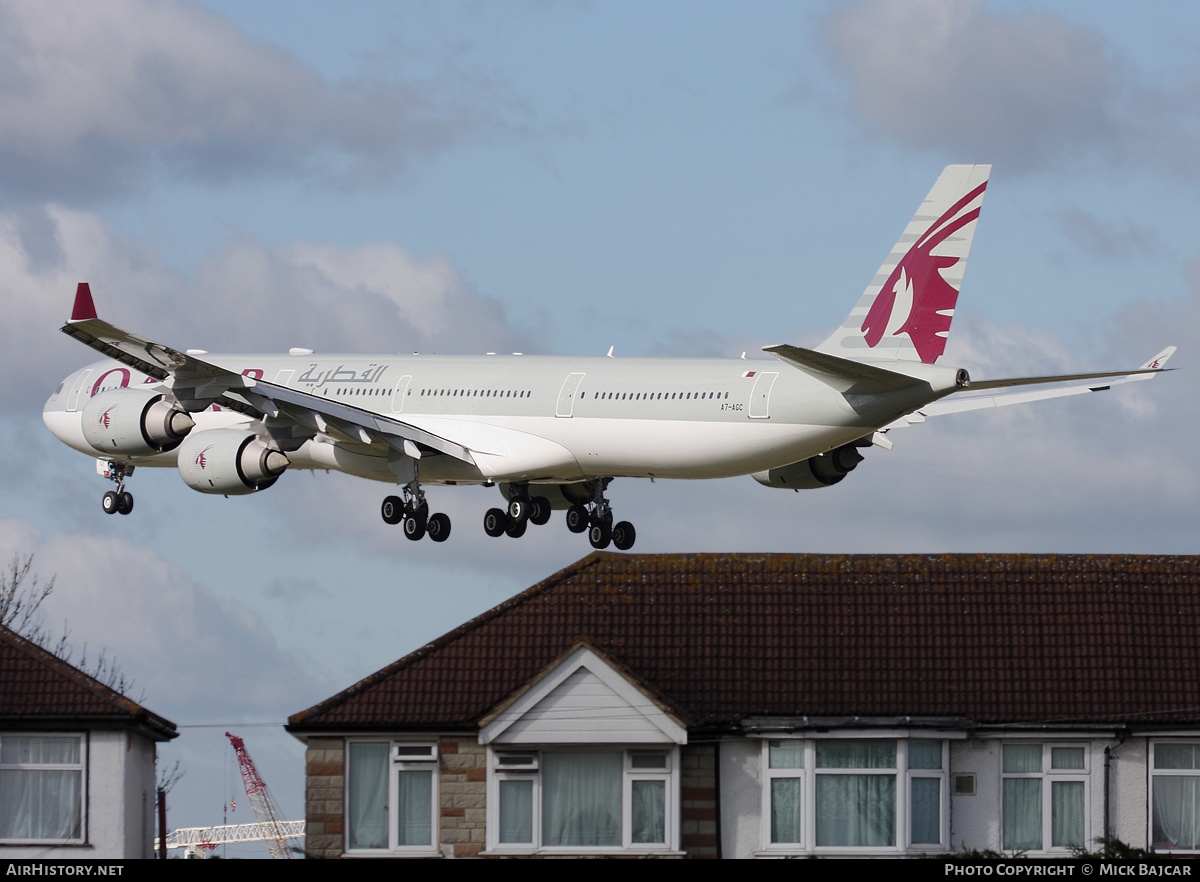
0, 0, 1196, 857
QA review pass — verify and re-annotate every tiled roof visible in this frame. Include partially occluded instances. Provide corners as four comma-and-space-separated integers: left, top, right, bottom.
289, 553, 1200, 733
0, 625, 176, 741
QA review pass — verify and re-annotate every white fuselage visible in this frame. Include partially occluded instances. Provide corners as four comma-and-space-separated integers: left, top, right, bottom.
44, 352, 949, 486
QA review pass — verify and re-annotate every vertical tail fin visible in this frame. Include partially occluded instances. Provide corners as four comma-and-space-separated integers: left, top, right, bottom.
817, 164, 991, 364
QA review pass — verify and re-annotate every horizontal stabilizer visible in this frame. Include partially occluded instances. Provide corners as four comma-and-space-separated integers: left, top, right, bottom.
763, 343, 922, 393
964, 346, 1175, 392
892, 347, 1177, 422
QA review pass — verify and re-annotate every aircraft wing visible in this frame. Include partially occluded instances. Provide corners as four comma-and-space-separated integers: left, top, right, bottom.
60, 283, 476, 464
885, 347, 1176, 426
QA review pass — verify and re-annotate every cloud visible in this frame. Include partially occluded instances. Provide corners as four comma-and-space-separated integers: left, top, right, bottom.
824, 0, 1121, 169
0, 0, 498, 201
0, 518, 320, 720
0, 205, 529, 411
1057, 210, 1157, 261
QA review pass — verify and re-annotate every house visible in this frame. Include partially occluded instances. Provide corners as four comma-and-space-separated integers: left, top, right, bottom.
0, 624, 177, 858
287, 553, 1200, 858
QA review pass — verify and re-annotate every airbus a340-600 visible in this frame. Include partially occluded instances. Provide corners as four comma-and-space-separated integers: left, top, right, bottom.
43, 166, 1173, 550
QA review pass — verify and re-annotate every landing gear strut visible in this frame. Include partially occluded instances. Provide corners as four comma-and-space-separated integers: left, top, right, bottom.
577, 480, 635, 551
100, 462, 134, 516
380, 476, 451, 542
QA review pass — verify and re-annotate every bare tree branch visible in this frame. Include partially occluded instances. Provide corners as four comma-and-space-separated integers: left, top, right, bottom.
2, 553, 139, 699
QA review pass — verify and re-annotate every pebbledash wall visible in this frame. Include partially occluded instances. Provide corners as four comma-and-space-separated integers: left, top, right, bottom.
718, 734, 1154, 857
1, 730, 161, 860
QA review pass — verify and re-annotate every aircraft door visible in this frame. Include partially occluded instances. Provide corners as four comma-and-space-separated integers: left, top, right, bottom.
391, 375, 413, 413
748, 371, 778, 419
66, 369, 92, 412
556, 372, 586, 417
273, 369, 295, 386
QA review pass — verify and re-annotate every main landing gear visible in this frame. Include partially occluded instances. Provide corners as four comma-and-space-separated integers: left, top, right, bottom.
381, 479, 451, 543
485, 480, 636, 551
483, 491, 552, 541
100, 462, 134, 516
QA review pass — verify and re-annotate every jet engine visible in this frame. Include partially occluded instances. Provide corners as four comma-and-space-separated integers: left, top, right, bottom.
752, 442, 866, 490
81, 388, 195, 456
177, 428, 289, 495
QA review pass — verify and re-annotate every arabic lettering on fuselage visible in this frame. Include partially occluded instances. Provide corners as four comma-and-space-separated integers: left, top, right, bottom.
296, 363, 390, 389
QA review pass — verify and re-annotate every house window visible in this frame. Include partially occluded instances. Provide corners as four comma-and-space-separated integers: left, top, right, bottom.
763, 738, 946, 853
346, 741, 438, 854
0, 735, 85, 843
488, 748, 676, 852
1151, 742, 1200, 851
1001, 743, 1087, 852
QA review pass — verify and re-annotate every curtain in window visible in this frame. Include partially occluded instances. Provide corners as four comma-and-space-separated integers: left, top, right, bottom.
0, 737, 82, 841
1003, 778, 1042, 851
499, 779, 533, 844
631, 780, 665, 844
1153, 777, 1200, 849
771, 777, 801, 843
347, 743, 388, 849
1051, 781, 1084, 848
815, 774, 895, 846
0, 769, 81, 840
816, 740, 895, 769
542, 752, 621, 846
397, 769, 433, 846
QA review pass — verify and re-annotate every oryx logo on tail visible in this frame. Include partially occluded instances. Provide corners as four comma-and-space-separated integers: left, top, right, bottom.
861, 180, 987, 364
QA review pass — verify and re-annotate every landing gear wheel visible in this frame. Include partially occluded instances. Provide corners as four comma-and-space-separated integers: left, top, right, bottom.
505, 517, 528, 538
612, 521, 636, 551
566, 504, 589, 533
507, 497, 529, 523
381, 495, 404, 525
427, 513, 451, 543
484, 508, 508, 538
589, 520, 612, 550
102, 491, 119, 515
117, 492, 134, 515
529, 496, 552, 526
403, 509, 427, 541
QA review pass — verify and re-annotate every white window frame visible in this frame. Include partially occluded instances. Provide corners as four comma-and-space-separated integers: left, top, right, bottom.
760, 736, 949, 855
1149, 741, 1200, 853
485, 746, 680, 854
344, 739, 439, 856
0, 733, 86, 845
1000, 742, 1089, 854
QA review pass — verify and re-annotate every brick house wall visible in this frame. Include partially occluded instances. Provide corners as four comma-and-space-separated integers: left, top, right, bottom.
681, 743, 717, 858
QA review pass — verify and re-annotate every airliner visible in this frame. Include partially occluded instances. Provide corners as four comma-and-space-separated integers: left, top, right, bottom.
43, 165, 1173, 550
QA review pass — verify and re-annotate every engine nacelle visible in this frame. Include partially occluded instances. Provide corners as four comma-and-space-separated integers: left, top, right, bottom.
752, 443, 866, 490
177, 428, 289, 495
81, 388, 195, 456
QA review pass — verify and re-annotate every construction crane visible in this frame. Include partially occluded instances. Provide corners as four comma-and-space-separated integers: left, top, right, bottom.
157, 821, 306, 859
225, 731, 293, 859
